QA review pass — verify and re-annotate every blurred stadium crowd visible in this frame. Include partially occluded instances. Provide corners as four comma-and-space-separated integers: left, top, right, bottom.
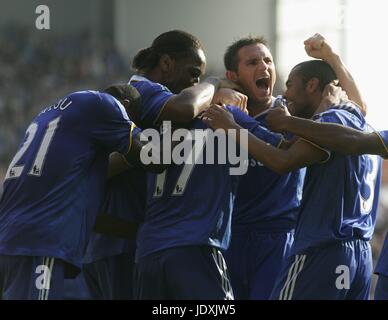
0, 25, 129, 185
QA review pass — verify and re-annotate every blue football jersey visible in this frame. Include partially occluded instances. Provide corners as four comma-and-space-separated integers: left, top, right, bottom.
83, 168, 146, 263
376, 130, 388, 158
292, 103, 382, 254
0, 91, 140, 270
374, 130, 388, 276
136, 107, 283, 261
376, 233, 388, 277
84, 75, 169, 262
129, 75, 172, 128
232, 109, 305, 231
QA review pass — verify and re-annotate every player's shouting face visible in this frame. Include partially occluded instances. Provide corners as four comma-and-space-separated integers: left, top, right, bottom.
228, 43, 276, 106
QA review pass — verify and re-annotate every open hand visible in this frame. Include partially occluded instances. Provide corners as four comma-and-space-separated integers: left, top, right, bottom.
316, 82, 349, 114
212, 88, 248, 114
202, 104, 238, 131
266, 104, 291, 132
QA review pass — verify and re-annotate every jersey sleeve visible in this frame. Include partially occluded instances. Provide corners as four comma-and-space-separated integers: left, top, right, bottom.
131, 81, 173, 128
227, 106, 283, 147
91, 92, 141, 155
375, 130, 388, 159
307, 109, 351, 163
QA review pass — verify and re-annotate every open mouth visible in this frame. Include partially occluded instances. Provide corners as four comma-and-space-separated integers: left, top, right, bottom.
256, 77, 270, 90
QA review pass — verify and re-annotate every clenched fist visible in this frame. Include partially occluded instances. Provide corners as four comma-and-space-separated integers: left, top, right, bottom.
266, 105, 291, 133
304, 33, 335, 61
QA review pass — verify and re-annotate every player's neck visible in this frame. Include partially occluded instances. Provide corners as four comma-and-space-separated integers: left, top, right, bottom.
248, 97, 274, 117
308, 96, 323, 117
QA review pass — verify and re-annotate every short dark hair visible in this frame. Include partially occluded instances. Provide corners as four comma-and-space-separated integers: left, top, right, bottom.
292, 60, 337, 91
132, 30, 203, 72
224, 36, 268, 72
103, 84, 142, 123
103, 84, 140, 103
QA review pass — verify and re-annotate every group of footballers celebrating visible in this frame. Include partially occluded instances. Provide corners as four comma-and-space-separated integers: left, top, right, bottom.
0, 30, 387, 300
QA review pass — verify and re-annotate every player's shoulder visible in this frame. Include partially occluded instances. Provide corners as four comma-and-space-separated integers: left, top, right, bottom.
67, 90, 100, 101
71, 90, 129, 120
66, 90, 109, 106
129, 76, 171, 95
313, 101, 365, 126
72, 90, 123, 107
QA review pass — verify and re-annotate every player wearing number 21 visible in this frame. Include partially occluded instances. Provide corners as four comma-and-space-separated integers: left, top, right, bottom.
0, 85, 165, 300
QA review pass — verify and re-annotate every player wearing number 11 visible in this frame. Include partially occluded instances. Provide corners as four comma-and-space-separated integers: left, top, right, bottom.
0, 85, 161, 300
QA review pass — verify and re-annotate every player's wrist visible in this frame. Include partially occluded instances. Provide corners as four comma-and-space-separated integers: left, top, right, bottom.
219, 117, 241, 133
280, 115, 296, 131
323, 52, 341, 66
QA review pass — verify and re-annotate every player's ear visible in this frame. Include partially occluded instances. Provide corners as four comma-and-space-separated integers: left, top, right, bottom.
122, 99, 130, 107
226, 70, 238, 81
120, 99, 130, 113
120, 98, 141, 124
306, 77, 320, 93
159, 54, 175, 73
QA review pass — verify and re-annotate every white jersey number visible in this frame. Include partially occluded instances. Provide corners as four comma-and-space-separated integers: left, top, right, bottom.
360, 155, 379, 215
5, 117, 61, 180
153, 131, 207, 197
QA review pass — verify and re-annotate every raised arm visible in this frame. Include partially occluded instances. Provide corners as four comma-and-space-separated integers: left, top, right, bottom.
304, 33, 367, 115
